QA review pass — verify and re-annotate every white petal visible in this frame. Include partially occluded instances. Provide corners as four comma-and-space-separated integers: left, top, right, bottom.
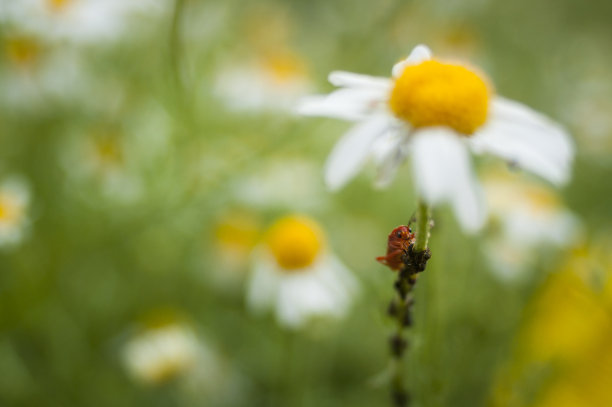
315, 255, 360, 305
502, 210, 580, 248
274, 256, 358, 328
275, 272, 338, 328
325, 115, 390, 190
392, 44, 433, 78
295, 87, 387, 121
371, 128, 410, 188
246, 253, 280, 314
328, 71, 392, 90
411, 128, 486, 232
470, 97, 574, 185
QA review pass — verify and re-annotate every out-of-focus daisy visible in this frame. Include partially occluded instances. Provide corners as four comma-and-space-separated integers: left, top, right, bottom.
0, 0, 167, 44
122, 318, 212, 386
0, 177, 31, 248
0, 35, 89, 111
62, 129, 143, 203
490, 249, 612, 407
209, 211, 261, 290
564, 75, 612, 155
215, 51, 312, 112
482, 170, 580, 279
247, 215, 359, 329
231, 159, 327, 211
297, 44, 573, 232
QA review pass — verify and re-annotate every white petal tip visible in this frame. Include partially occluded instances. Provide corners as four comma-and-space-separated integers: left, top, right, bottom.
294, 101, 317, 116
392, 44, 433, 77
324, 167, 348, 192
411, 44, 433, 59
328, 71, 347, 87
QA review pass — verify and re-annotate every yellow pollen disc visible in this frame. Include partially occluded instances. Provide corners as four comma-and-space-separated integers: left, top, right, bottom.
95, 138, 122, 166
266, 215, 324, 271
389, 59, 490, 135
215, 214, 260, 250
262, 52, 307, 84
523, 185, 560, 213
0, 195, 22, 224
5, 38, 39, 67
47, 0, 71, 12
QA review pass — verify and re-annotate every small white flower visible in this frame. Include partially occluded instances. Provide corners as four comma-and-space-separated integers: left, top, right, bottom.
247, 215, 359, 329
231, 159, 327, 211
0, 177, 31, 248
215, 52, 312, 112
0, 36, 92, 111
61, 130, 145, 204
122, 323, 206, 386
208, 212, 261, 291
297, 44, 574, 232
0, 0, 168, 44
482, 172, 580, 280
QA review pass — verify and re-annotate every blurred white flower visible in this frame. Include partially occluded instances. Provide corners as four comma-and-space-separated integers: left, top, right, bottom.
247, 215, 359, 329
483, 172, 580, 280
0, 0, 167, 44
208, 211, 261, 290
297, 44, 574, 232
564, 76, 612, 155
0, 36, 91, 111
215, 52, 312, 112
231, 159, 327, 211
61, 130, 144, 204
122, 322, 207, 386
0, 177, 31, 248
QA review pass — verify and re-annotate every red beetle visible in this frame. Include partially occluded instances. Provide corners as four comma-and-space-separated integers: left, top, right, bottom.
376, 225, 415, 271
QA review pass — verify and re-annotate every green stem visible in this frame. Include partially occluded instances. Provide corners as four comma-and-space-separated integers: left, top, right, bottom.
413, 200, 431, 253
387, 200, 432, 407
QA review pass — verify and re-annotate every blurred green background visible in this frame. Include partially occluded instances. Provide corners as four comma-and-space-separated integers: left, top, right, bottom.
0, 0, 611, 406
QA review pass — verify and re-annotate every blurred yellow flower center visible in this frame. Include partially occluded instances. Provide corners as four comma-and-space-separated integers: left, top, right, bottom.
5, 38, 39, 67
0, 195, 22, 224
96, 139, 122, 163
215, 214, 259, 250
266, 216, 324, 271
389, 60, 490, 135
262, 52, 307, 84
47, 0, 71, 12
524, 185, 560, 213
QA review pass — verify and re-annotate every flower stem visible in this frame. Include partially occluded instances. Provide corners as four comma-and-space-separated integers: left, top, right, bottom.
388, 201, 432, 407
413, 200, 431, 253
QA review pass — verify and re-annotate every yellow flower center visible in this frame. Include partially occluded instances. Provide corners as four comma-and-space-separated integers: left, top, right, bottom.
95, 138, 122, 166
262, 53, 307, 84
523, 184, 561, 213
47, 0, 71, 12
389, 59, 490, 135
0, 194, 22, 225
266, 215, 324, 271
5, 37, 40, 68
215, 213, 260, 250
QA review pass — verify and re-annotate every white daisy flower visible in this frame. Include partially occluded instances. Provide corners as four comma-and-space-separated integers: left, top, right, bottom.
231, 159, 327, 211
297, 44, 574, 232
61, 130, 145, 204
0, 177, 31, 248
122, 322, 210, 386
208, 211, 261, 291
247, 215, 359, 329
215, 52, 312, 112
0, 0, 167, 44
482, 171, 580, 280
0, 36, 91, 112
